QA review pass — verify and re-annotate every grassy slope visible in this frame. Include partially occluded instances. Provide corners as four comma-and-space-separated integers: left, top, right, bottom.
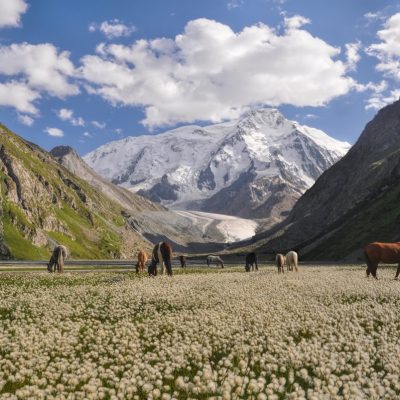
0, 125, 148, 260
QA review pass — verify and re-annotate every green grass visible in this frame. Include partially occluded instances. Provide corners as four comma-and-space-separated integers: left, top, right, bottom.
2, 219, 48, 260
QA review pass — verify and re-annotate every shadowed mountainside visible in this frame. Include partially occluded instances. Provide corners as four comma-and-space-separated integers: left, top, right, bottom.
243, 100, 400, 260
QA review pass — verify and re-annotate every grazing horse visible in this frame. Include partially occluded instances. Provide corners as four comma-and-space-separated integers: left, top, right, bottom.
149, 242, 173, 276
285, 251, 298, 272
275, 254, 285, 273
364, 242, 400, 279
207, 255, 224, 268
47, 245, 68, 273
245, 252, 258, 272
136, 250, 148, 273
179, 255, 187, 268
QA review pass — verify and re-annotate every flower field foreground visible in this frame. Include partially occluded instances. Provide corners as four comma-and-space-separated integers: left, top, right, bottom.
0, 266, 400, 400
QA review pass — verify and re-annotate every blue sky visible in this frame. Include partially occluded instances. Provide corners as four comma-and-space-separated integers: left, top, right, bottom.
0, 0, 399, 155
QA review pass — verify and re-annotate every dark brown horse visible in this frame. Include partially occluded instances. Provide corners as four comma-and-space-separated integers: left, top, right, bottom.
149, 242, 173, 276
245, 252, 258, 272
364, 242, 400, 279
179, 255, 187, 268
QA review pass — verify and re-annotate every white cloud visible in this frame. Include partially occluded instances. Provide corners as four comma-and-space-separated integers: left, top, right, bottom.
92, 120, 106, 129
45, 127, 64, 137
0, 0, 28, 28
345, 42, 361, 71
0, 81, 39, 114
0, 43, 78, 97
227, 0, 243, 10
80, 17, 357, 128
304, 113, 318, 120
83, 131, 92, 137
284, 15, 310, 30
364, 11, 385, 23
18, 114, 34, 126
365, 13, 400, 109
367, 13, 400, 80
56, 108, 85, 126
89, 19, 135, 39
366, 88, 400, 110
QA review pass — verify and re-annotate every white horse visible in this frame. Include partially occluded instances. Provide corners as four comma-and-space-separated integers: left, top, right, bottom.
207, 255, 224, 268
285, 251, 298, 272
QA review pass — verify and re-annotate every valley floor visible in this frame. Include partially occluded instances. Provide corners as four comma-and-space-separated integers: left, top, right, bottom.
0, 266, 399, 399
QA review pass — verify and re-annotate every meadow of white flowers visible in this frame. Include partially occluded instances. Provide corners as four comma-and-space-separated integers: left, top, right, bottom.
0, 266, 399, 399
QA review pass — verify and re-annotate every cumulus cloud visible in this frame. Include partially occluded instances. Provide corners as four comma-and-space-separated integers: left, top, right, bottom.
80, 17, 357, 128
0, 43, 78, 97
0, 81, 39, 114
0, 0, 28, 28
0, 42, 78, 115
45, 127, 64, 137
365, 13, 400, 109
367, 13, 400, 80
56, 108, 85, 126
89, 19, 135, 39
18, 114, 34, 126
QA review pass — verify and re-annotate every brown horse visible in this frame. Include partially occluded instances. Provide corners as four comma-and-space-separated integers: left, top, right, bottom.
275, 254, 285, 273
364, 242, 400, 279
47, 245, 68, 273
149, 242, 173, 276
136, 250, 148, 273
179, 255, 187, 268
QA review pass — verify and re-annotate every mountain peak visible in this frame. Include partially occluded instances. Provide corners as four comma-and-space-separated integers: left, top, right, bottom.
84, 109, 350, 221
50, 145, 78, 158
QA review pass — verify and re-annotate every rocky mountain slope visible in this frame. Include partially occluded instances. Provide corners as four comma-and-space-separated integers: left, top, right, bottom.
247, 100, 400, 260
0, 125, 158, 260
84, 108, 350, 223
50, 146, 163, 214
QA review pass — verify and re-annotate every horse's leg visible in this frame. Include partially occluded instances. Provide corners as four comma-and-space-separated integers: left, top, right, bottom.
165, 259, 173, 276
395, 263, 400, 280
372, 263, 378, 279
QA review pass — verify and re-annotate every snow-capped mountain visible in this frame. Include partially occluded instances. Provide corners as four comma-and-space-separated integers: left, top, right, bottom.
84, 108, 351, 221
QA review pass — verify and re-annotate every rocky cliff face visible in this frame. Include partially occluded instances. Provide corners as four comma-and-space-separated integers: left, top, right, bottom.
50, 146, 164, 214
250, 100, 400, 260
84, 108, 350, 222
0, 125, 154, 260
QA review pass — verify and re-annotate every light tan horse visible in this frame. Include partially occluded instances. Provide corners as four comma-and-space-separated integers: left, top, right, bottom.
285, 251, 298, 272
47, 245, 68, 273
276, 254, 285, 273
136, 250, 148, 273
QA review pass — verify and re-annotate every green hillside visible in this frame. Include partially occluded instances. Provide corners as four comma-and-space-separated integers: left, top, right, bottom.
0, 124, 151, 260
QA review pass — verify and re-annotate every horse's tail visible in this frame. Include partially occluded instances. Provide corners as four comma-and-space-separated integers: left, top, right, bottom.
255, 254, 258, 270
